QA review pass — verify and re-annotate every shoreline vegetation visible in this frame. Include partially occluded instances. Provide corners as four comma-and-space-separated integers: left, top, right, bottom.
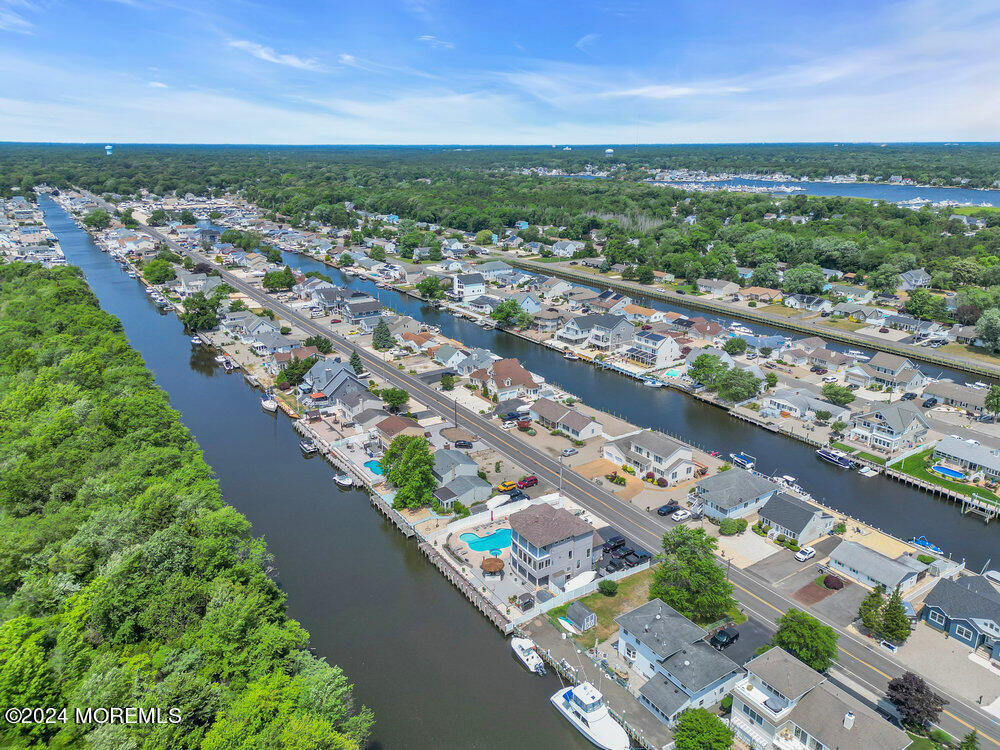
0, 264, 372, 749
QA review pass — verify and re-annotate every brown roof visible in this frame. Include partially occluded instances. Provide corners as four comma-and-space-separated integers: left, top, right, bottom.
470, 358, 537, 389
623, 304, 656, 316
508, 503, 593, 548
402, 331, 433, 346
376, 415, 421, 438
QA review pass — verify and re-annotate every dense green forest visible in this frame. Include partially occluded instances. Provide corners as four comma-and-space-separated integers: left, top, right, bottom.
0, 264, 372, 748
4, 143, 1000, 296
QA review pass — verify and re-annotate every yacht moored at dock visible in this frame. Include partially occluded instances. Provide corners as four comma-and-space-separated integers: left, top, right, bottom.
261, 396, 278, 413
334, 472, 354, 487
563, 352, 580, 360
729, 451, 756, 470
510, 637, 546, 675
550, 682, 629, 750
299, 439, 318, 455
815, 448, 855, 468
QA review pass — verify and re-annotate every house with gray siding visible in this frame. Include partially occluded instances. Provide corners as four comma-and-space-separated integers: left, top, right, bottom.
508, 503, 596, 588
602, 430, 698, 485
757, 493, 834, 545
827, 540, 927, 592
694, 469, 779, 519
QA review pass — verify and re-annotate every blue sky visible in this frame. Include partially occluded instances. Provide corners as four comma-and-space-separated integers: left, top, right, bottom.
2, 0, 999, 144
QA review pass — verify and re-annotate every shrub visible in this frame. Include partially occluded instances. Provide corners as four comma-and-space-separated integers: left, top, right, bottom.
786, 541, 800, 551
833, 522, 846, 534
917, 554, 935, 565
775, 534, 786, 544
645, 471, 655, 481
824, 575, 844, 590
929, 729, 952, 745
752, 525, 766, 536
656, 477, 668, 487
527, 429, 536, 436
598, 580, 618, 597
719, 518, 748, 536
622, 465, 635, 475
277, 380, 290, 390
720, 695, 733, 713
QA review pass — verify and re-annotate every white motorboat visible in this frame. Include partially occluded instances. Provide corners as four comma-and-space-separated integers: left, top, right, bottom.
857, 466, 878, 477
190, 336, 203, 346
261, 397, 278, 413
244, 373, 260, 388
334, 473, 354, 487
550, 683, 629, 750
563, 352, 580, 360
214, 355, 227, 363
510, 637, 546, 675
642, 378, 663, 387
973, 381, 990, 390
223, 360, 236, 372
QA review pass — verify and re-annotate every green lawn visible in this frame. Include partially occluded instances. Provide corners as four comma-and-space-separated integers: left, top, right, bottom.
937, 341, 1000, 366
854, 451, 887, 465
759, 303, 802, 317
823, 318, 867, 332
904, 732, 939, 749
893, 448, 1000, 506
831, 442, 856, 453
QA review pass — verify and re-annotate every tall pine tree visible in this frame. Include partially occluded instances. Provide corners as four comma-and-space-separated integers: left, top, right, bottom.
372, 319, 393, 350
858, 585, 885, 634
880, 586, 912, 642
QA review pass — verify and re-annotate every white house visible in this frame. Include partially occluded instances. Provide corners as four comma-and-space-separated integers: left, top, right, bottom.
602, 430, 698, 485
452, 272, 486, 301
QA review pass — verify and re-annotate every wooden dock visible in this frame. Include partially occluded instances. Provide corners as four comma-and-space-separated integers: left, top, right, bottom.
418, 542, 508, 630
883, 467, 999, 522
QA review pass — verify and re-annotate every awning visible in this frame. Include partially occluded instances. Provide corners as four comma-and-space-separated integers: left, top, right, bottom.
310, 392, 326, 400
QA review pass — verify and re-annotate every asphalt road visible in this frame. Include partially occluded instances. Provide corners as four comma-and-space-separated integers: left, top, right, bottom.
92, 201, 1000, 746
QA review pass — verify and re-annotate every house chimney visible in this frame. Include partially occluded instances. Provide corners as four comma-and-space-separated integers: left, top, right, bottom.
843, 712, 855, 730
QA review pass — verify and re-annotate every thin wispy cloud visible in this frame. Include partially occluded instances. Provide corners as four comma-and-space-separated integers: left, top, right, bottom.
229, 39, 323, 71
0, 0, 35, 33
573, 33, 599, 56
147, 80, 168, 88
417, 34, 453, 49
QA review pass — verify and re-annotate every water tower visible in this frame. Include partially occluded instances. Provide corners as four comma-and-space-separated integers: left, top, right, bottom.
604, 148, 614, 158
105, 145, 114, 156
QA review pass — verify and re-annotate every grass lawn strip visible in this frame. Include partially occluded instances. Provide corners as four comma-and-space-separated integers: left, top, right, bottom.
893, 448, 1000, 506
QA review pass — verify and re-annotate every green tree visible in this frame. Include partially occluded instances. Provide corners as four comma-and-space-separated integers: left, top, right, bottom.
959, 730, 981, 750
858, 586, 885, 634
722, 337, 748, 355
765, 372, 778, 389
349, 352, 364, 374
886, 672, 946, 727
597, 579, 618, 596
380, 387, 409, 412
279, 356, 319, 387
416, 276, 445, 299
143, 258, 177, 284
880, 586, 912, 642
867, 263, 901, 293
783, 263, 826, 295
985, 384, 1000, 420
338, 253, 354, 267
440, 374, 456, 391
649, 527, 735, 623
821, 382, 856, 406
382, 435, 436, 510
814, 409, 832, 422
303, 335, 333, 354
751, 262, 780, 288
830, 419, 848, 434
905, 288, 946, 320
262, 267, 296, 290
975, 308, 1000, 352
369, 246, 387, 262
688, 353, 729, 389
717, 368, 762, 402
474, 230, 494, 245
178, 209, 197, 224
148, 208, 169, 225
82, 208, 111, 229
490, 299, 523, 328
673, 708, 734, 750
0, 616, 62, 742
180, 291, 222, 331
773, 609, 838, 671
372, 319, 394, 350
636, 266, 655, 284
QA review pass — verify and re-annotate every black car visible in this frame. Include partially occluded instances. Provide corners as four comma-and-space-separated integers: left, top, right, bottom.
922, 397, 939, 408
709, 628, 739, 650
612, 545, 635, 560
656, 503, 681, 516
605, 558, 625, 572
676, 289, 686, 295
453, 440, 473, 449
508, 489, 529, 502
901, 392, 918, 401
602, 536, 626, 553
622, 549, 652, 567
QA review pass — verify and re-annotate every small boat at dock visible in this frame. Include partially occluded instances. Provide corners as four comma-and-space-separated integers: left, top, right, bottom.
550, 682, 629, 750
261, 397, 278, 413
563, 352, 580, 360
857, 466, 878, 478
223, 360, 236, 372
510, 637, 546, 675
909, 536, 944, 555
214, 355, 227, 363
815, 448, 855, 468
244, 373, 260, 388
334, 473, 354, 487
190, 336, 203, 346
729, 451, 756, 470
299, 439, 318, 455
642, 378, 663, 387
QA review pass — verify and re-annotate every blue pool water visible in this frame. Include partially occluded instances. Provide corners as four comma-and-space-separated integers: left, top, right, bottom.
365, 460, 383, 475
460, 528, 512, 552
931, 464, 966, 480
663, 368, 681, 377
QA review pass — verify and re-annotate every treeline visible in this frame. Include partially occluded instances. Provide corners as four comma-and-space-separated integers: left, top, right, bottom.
0, 264, 372, 748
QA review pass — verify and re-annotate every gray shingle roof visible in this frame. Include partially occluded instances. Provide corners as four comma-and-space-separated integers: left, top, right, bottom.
607, 430, 687, 462
790, 681, 911, 750
567, 601, 594, 627
614, 600, 707, 660
639, 675, 690, 719
508, 503, 593, 548
659, 642, 741, 694
830, 540, 926, 588
433, 448, 477, 478
924, 575, 1000, 626
745, 647, 824, 700
696, 469, 778, 510
758, 493, 825, 536
934, 436, 1000, 474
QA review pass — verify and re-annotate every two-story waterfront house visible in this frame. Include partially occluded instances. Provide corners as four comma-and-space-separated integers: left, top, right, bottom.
921, 575, 1000, 663
848, 401, 929, 453
844, 352, 925, 391
556, 313, 635, 352
602, 430, 699, 485
615, 600, 743, 728
452, 272, 486, 301
625, 330, 681, 369
693, 469, 779, 520
731, 648, 909, 750
508, 503, 596, 587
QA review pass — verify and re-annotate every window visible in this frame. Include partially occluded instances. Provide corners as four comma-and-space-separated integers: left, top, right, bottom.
927, 610, 946, 627
741, 703, 764, 727
624, 643, 636, 660
568, 550, 573, 559
955, 624, 975, 642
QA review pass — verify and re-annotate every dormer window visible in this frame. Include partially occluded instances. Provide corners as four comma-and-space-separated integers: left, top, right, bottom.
504, 378, 512, 386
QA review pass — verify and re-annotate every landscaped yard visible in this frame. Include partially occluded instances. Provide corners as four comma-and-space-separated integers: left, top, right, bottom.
892, 448, 1000, 506
759, 303, 802, 317
854, 451, 887, 465
830, 441, 856, 453
822, 318, 867, 331
937, 342, 1000, 366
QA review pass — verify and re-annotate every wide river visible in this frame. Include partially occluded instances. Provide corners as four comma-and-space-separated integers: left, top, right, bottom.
41, 196, 595, 750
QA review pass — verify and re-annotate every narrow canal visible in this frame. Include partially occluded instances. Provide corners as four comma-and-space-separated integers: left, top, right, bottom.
41, 197, 594, 750
276, 248, 999, 570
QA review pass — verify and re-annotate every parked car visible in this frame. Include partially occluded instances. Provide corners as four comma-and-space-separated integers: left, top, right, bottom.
820, 311, 831, 317
879, 327, 890, 333
976, 414, 996, 423
454, 440, 473, 449
623, 549, 652, 567
676, 289, 686, 295
641, 324, 652, 330
794, 546, 816, 562
612, 545, 635, 560
605, 557, 625, 572
501, 420, 517, 429
901, 392, 918, 401
745, 352, 757, 360
517, 475, 538, 489
671, 509, 691, 522
496, 480, 518, 492
813, 367, 828, 375
846, 383, 860, 390
656, 503, 681, 516
710, 628, 739, 650
602, 535, 626, 553
508, 489, 528, 502
330, 318, 342, 323
822, 375, 838, 383
561, 447, 578, 457
921, 397, 939, 408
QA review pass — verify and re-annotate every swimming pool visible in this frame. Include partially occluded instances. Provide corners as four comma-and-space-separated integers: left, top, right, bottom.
460, 528, 512, 553
663, 368, 681, 377
931, 464, 965, 480
365, 460, 383, 475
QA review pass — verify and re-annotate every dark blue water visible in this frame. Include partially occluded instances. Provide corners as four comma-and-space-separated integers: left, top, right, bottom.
40, 197, 591, 750
280, 250, 998, 568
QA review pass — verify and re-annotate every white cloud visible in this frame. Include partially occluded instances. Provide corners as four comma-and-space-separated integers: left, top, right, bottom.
147, 80, 168, 88
0, 0, 35, 33
602, 84, 747, 99
228, 39, 323, 71
416, 34, 453, 49
573, 33, 599, 55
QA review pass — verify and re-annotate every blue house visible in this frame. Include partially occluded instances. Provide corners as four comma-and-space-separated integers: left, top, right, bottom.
515, 220, 529, 230
921, 575, 1000, 661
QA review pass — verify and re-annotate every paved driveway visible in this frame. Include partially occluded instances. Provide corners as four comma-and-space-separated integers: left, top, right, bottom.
744, 535, 840, 585
719, 617, 773, 666
810, 582, 869, 627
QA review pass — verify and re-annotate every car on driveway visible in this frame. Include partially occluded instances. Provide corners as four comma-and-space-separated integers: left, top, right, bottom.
671, 509, 691, 522
605, 558, 625, 572
561, 448, 578, 457
517, 475, 538, 489
453, 440, 473, 449
921, 397, 939, 408
602, 535, 626, 553
501, 420, 517, 429
508, 489, 528, 502
656, 503, 681, 516
901, 392, 918, 401
710, 628, 739, 650
612, 545, 634, 560
794, 546, 816, 562
496, 480, 518, 492
623, 550, 652, 567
